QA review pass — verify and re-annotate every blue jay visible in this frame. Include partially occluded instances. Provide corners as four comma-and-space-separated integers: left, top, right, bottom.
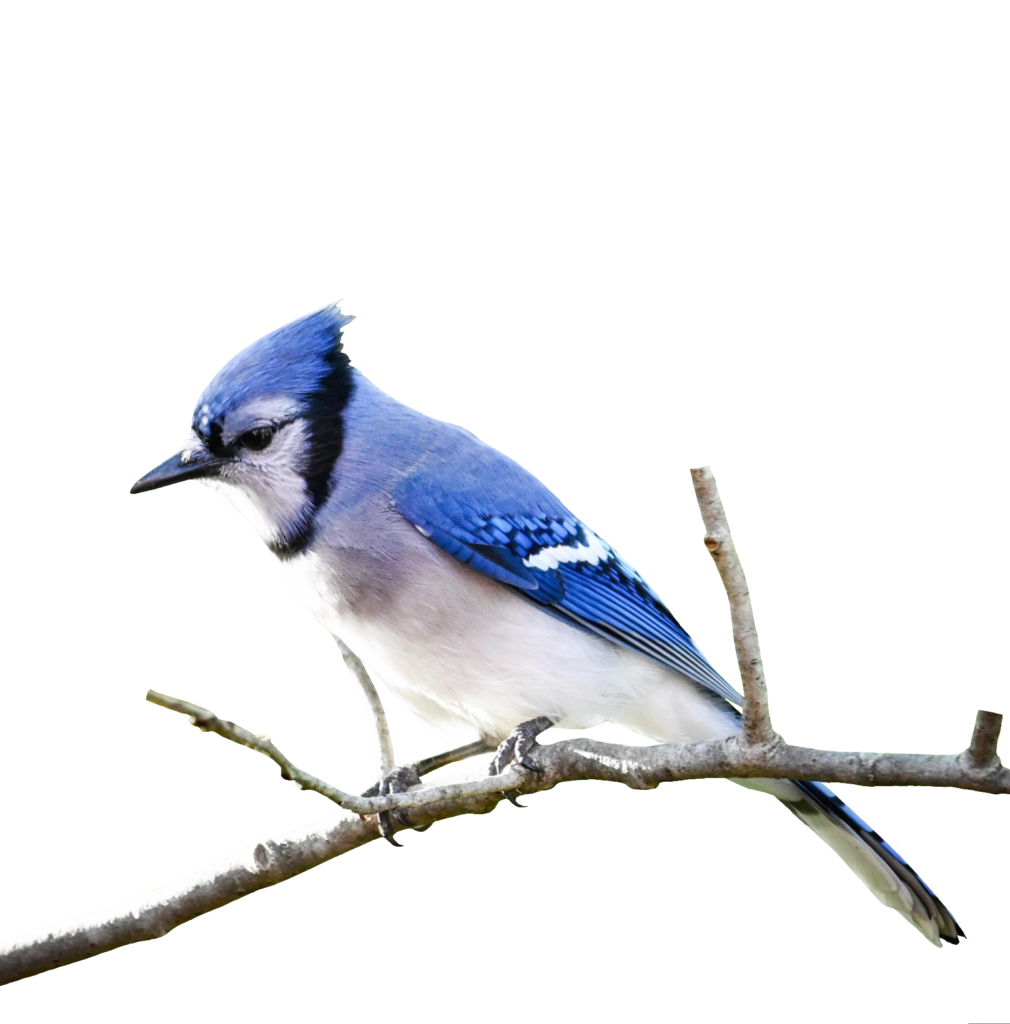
132, 304, 962, 946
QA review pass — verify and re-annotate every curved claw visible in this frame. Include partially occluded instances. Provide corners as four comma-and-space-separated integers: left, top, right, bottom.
379, 812, 404, 847
488, 716, 554, 778
382, 808, 431, 838
495, 753, 540, 807
391, 806, 430, 831
368, 764, 430, 844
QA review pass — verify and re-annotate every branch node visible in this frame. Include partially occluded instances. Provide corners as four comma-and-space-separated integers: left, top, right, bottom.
965, 709, 1003, 769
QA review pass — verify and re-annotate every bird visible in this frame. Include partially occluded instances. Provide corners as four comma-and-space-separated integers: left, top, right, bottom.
131, 302, 962, 946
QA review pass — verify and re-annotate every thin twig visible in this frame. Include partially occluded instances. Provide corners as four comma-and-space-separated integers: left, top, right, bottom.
689, 465, 770, 742
331, 638, 391, 782
966, 710, 1003, 769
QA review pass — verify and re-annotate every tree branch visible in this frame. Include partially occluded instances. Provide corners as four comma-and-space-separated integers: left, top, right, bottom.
331, 638, 391, 782
958, 712, 999, 770
3, 466, 1005, 986
690, 465, 776, 745
2, 720, 1007, 985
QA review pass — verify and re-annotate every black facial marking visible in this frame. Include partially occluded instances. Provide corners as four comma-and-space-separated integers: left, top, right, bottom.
203, 420, 231, 458
271, 328, 355, 560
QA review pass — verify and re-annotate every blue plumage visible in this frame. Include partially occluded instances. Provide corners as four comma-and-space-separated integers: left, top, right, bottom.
131, 302, 964, 946
395, 490, 742, 708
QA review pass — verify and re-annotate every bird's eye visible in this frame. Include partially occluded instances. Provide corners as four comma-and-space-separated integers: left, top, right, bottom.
238, 426, 275, 451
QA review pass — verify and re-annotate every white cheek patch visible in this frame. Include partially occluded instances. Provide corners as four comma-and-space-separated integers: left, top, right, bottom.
204, 477, 280, 543
522, 529, 610, 571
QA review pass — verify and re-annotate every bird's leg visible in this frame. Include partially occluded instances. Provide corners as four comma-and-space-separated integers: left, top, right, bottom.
488, 716, 555, 806
373, 764, 425, 847
364, 737, 497, 846
413, 737, 497, 776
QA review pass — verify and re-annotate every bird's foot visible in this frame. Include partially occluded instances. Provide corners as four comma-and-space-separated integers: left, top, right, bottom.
488, 716, 554, 807
364, 765, 430, 847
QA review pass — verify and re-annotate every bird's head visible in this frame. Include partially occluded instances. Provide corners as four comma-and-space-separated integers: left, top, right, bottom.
131, 303, 355, 557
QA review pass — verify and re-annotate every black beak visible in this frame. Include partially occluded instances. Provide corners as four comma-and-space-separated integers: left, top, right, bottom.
129, 448, 223, 495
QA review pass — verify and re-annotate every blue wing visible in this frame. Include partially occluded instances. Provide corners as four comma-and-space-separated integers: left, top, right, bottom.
395, 433, 969, 946
394, 449, 742, 708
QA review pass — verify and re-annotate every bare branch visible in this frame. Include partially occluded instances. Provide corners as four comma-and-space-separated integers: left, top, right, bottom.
140, 688, 487, 815
143, 691, 1010, 824
331, 634, 391, 778
690, 465, 776, 746
4, 467, 1004, 986
141, 688, 354, 806
0, 814, 381, 987
965, 710, 1003, 769
3, 720, 1003, 983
